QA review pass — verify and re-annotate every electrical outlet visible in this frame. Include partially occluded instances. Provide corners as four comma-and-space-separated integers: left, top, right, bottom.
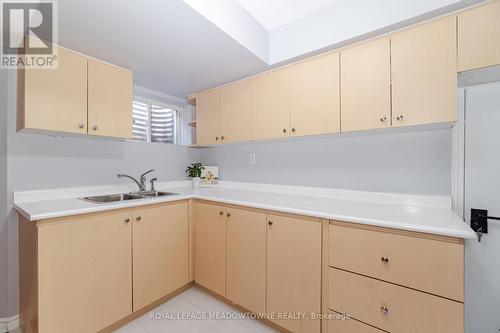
249, 153, 256, 165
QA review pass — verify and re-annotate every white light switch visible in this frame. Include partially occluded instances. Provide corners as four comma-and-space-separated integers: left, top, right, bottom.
249, 153, 256, 165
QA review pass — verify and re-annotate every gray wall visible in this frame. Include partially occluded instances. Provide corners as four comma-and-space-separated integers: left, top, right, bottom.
1, 66, 9, 318
201, 129, 452, 195
1, 71, 201, 317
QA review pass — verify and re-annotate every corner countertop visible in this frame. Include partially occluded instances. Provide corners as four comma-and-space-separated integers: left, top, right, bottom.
13, 181, 476, 239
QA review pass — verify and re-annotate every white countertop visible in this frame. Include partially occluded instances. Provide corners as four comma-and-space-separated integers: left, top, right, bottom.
13, 181, 476, 239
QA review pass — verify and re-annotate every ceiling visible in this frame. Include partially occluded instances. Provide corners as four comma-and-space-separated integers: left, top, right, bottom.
235, 0, 340, 30
58, 0, 268, 99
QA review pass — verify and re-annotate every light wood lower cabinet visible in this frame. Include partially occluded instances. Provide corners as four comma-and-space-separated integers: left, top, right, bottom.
391, 16, 457, 127
194, 202, 227, 296
458, 0, 500, 72
31, 210, 133, 333
226, 207, 267, 313
329, 268, 464, 333
132, 202, 189, 311
328, 311, 385, 333
267, 214, 322, 333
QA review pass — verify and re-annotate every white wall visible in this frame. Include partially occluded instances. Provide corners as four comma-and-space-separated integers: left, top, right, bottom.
1, 71, 202, 317
201, 129, 452, 195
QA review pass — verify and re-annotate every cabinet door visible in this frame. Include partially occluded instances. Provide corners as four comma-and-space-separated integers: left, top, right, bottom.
19, 46, 87, 134
341, 37, 391, 132
196, 89, 221, 145
88, 59, 133, 139
290, 52, 340, 136
220, 81, 252, 143
133, 201, 189, 311
226, 207, 267, 313
251, 68, 290, 140
37, 210, 132, 333
391, 16, 457, 127
458, 0, 500, 72
194, 202, 227, 296
267, 214, 322, 333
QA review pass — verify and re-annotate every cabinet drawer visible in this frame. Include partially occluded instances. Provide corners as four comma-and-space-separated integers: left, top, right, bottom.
328, 311, 385, 333
329, 268, 463, 333
329, 223, 463, 301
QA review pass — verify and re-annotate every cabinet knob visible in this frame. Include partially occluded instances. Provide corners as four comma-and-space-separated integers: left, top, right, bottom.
291, 128, 296, 133
381, 256, 389, 263
268, 220, 273, 225
221, 136, 225, 140
78, 123, 85, 129
216, 137, 219, 141
282, 128, 287, 133
227, 213, 231, 218
92, 125, 98, 131
380, 306, 389, 314
124, 218, 130, 223
136, 216, 142, 222
379, 117, 387, 123
396, 115, 404, 121
219, 211, 224, 216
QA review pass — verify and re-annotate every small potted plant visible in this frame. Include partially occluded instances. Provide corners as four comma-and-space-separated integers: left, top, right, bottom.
186, 163, 204, 189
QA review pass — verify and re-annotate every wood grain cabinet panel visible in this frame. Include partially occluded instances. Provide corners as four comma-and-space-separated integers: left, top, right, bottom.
458, 0, 500, 72
251, 68, 290, 140
132, 201, 189, 311
328, 311, 385, 333
194, 202, 227, 296
290, 52, 340, 136
267, 214, 322, 333
220, 81, 252, 143
329, 223, 464, 301
226, 207, 267, 313
18, 46, 88, 134
329, 268, 464, 333
341, 37, 391, 132
37, 210, 133, 333
391, 16, 457, 127
88, 59, 133, 139
196, 89, 221, 145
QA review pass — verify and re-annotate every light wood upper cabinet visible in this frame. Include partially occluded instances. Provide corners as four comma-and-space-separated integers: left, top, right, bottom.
220, 80, 252, 143
88, 59, 133, 139
290, 52, 340, 136
458, 0, 500, 72
341, 37, 391, 132
194, 202, 227, 296
226, 207, 267, 313
196, 89, 221, 145
251, 68, 290, 140
37, 210, 132, 333
132, 202, 189, 311
17, 46, 88, 134
267, 214, 322, 333
391, 16, 457, 127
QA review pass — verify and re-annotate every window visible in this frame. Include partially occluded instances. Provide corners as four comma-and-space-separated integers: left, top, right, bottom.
132, 99, 181, 144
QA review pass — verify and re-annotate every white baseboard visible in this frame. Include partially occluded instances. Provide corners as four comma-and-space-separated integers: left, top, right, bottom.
0, 315, 19, 333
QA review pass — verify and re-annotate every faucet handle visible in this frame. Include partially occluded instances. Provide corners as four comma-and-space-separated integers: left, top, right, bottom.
140, 169, 155, 178
150, 177, 158, 191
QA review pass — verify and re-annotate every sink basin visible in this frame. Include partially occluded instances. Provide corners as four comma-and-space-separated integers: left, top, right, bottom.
139, 191, 179, 198
81, 193, 144, 203
80, 191, 179, 204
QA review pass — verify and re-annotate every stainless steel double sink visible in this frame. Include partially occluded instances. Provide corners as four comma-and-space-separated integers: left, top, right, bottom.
80, 191, 178, 204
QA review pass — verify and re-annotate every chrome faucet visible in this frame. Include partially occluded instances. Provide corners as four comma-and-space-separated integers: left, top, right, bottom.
117, 169, 155, 192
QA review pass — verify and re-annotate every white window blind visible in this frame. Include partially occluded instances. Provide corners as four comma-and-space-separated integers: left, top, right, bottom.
132, 99, 181, 144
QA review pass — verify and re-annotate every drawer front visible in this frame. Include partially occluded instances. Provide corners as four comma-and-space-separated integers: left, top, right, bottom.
328, 311, 385, 333
329, 223, 464, 301
329, 268, 463, 333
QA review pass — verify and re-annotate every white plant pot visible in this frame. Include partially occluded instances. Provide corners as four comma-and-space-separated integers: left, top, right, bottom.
192, 177, 201, 189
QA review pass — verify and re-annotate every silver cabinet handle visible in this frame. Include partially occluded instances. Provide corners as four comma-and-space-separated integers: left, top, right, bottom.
396, 115, 404, 121
381, 256, 389, 263
380, 306, 389, 314
79, 123, 85, 129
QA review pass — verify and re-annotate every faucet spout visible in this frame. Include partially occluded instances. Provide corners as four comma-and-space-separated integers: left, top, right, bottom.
117, 174, 142, 192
